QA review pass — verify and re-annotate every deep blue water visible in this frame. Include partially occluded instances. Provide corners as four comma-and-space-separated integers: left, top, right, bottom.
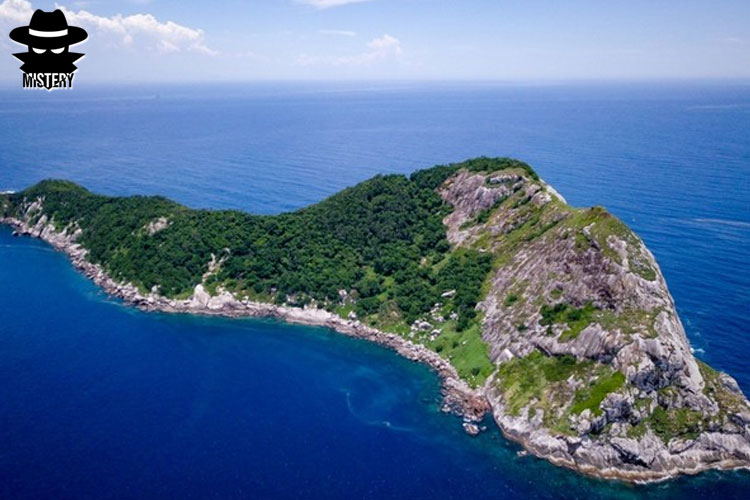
1, 82, 749, 499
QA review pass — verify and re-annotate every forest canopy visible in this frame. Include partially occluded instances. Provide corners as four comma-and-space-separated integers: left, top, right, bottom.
4, 158, 533, 335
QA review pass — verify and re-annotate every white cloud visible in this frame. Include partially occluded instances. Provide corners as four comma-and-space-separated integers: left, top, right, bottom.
367, 33, 401, 53
296, 33, 402, 66
0, 0, 31, 22
319, 29, 356, 37
156, 39, 179, 54
0, 0, 217, 55
297, 0, 372, 9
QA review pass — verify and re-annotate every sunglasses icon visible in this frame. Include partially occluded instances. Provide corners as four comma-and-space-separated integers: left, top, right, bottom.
31, 47, 66, 54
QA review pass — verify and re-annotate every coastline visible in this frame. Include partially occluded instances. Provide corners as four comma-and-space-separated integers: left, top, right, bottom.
3, 212, 750, 484
0, 215, 490, 426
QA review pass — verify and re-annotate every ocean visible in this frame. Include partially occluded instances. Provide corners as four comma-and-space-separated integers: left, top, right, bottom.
0, 81, 749, 499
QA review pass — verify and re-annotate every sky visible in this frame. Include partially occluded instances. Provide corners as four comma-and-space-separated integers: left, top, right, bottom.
1, 0, 749, 82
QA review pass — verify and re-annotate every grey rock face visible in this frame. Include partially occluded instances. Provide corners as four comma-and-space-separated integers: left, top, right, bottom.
438, 168, 750, 481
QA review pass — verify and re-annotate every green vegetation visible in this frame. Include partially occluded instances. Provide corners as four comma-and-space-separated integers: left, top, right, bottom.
447, 156, 539, 182
626, 420, 649, 439
593, 307, 663, 339
571, 370, 625, 416
409, 156, 538, 191
698, 360, 746, 414
7, 161, 515, 319
496, 350, 627, 435
11, 175, 443, 303
491, 349, 715, 442
504, 293, 519, 307
434, 249, 493, 329
496, 350, 559, 416
430, 321, 494, 386
647, 406, 704, 443
497, 350, 592, 415
624, 362, 745, 444
539, 302, 597, 341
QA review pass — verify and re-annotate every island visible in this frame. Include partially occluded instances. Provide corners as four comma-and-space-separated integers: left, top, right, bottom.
2, 157, 749, 482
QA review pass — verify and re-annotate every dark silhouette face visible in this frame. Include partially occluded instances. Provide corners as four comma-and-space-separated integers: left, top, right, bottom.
14, 45, 82, 74
29, 45, 69, 54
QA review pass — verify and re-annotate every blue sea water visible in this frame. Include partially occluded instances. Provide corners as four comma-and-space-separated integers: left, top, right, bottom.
0, 81, 749, 499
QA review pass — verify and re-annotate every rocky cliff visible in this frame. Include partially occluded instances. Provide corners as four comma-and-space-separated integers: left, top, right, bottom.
438, 167, 750, 481
2, 158, 749, 482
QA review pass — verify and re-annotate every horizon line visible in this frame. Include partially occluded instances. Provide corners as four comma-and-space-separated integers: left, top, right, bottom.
1, 76, 750, 88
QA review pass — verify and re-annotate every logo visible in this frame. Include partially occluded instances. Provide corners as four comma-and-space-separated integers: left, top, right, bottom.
9, 9, 88, 91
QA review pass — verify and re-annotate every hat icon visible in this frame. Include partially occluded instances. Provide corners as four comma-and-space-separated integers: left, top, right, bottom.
9, 9, 87, 49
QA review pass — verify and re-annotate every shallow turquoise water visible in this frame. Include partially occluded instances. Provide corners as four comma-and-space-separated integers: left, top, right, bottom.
0, 82, 749, 498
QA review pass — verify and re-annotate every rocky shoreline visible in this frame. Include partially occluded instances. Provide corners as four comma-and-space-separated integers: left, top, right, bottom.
1, 214, 490, 426
4, 192, 750, 484
488, 385, 750, 483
